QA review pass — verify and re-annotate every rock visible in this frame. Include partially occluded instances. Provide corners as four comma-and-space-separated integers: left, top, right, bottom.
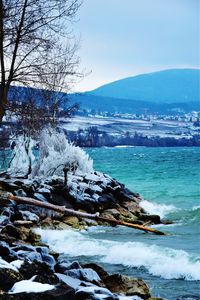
122, 201, 142, 215
99, 211, 117, 221
0, 215, 10, 226
82, 263, 109, 282
75, 285, 115, 300
0, 241, 17, 262
0, 284, 76, 300
66, 268, 101, 283
33, 274, 59, 285
13, 189, 27, 197
0, 267, 23, 292
19, 260, 54, 279
19, 210, 40, 223
139, 213, 161, 224
104, 274, 150, 299
33, 193, 48, 202
62, 216, 79, 226
1, 224, 21, 240
102, 209, 120, 218
55, 260, 81, 273
98, 194, 117, 209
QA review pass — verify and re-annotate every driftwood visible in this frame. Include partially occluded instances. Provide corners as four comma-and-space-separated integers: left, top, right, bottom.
0, 192, 166, 235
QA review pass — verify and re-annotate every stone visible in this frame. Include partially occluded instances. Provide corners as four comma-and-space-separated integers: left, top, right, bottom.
82, 263, 109, 282
62, 216, 79, 226
13, 189, 27, 197
55, 260, 81, 273
0, 267, 23, 292
139, 213, 161, 224
19, 210, 40, 223
0, 215, 9, 226
66, 268, 100, 283
75, 285, 115, 300
33, 193, 48, 202
104, 274, 150, 299
0, 284, 76, 300
102, 209, 120, 218
1, 224, 21, 240
0, 241, 17, 262
19, 260, 54, 279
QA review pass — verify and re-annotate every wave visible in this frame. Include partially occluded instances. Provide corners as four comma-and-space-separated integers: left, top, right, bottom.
139, 200, 177, 218
36, 229, 200, 281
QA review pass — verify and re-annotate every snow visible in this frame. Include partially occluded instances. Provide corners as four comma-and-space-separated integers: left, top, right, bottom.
10, 260, 24, 270
9, 277, 55, 294
0, 257, 18, 272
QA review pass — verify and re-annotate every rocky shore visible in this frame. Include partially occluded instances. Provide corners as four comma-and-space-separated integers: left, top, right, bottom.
0, 170, 164, 300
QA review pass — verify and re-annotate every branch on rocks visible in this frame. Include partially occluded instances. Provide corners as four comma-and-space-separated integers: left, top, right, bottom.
0, 192, 166, 235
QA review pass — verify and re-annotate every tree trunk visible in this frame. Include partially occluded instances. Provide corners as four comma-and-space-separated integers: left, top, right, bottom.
0, 192, 166, 235
0, 85, 8, 123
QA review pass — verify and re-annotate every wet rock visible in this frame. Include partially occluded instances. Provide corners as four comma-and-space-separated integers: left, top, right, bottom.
1, 224, 21, 240
13, 189, 27, 197
102, 209, 120, 218
139, 213, 161, 224
19, 259, 54, 279
33, 274, 59, 285
55, 260, 81, 273
104, 274, 150, 299
66, 268, 101, 283
63, 216, 79, 226
0, 215, 9, 226
33, 192, 48, 202
0, 284, 76, 300
82, 263, 109, 282
19, 210, 39, 223
0, 241, 17, 262
0, 267, 23, 292
75, 285, 115, 300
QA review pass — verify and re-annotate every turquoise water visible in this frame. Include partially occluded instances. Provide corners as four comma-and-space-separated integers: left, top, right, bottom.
82, 147, 200, 299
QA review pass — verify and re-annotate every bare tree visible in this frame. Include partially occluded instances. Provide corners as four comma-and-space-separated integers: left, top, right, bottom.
0, 0, 82, 123
38, 45, 80, 128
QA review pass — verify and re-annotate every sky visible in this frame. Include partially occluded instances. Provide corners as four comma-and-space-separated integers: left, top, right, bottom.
73, 0, 200, 92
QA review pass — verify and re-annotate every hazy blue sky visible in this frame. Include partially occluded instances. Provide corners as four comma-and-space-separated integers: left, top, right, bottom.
73, 0, 199, 92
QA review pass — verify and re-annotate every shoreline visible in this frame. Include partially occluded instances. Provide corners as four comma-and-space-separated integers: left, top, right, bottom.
0, 172, 165, 300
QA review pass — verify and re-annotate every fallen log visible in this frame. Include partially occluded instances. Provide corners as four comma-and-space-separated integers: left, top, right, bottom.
0, 191, 166, 235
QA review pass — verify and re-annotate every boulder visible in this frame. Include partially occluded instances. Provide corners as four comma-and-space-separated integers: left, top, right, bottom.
0, 284, 76, 300
62, 216, 79, 226
0, 267, 23, 292
0, 241, 17, 262
19, 260, 54, 279
104, 274, 150, 299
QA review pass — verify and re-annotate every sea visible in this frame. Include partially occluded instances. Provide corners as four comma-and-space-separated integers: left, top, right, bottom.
1, 146, 200, 299
37, 147, 200, 300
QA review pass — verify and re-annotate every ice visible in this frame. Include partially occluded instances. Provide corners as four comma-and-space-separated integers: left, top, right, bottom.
32, 129, 93, 177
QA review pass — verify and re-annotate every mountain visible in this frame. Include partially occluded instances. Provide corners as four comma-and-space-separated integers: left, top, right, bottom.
89, 69, 200, 104
8, 69, 200, 115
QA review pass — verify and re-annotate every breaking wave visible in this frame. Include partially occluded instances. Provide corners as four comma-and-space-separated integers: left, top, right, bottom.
37, 229, 200, 281
139, 200, 177, 219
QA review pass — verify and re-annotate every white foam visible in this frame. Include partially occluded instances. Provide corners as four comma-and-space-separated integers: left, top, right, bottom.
37, 229, 200, 281
192, 205, 200, 211
140, 200, 177, 218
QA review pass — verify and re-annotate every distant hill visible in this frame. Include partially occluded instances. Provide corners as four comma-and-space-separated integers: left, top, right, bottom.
89, 69, 200, 104
8, 69, 200, 115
